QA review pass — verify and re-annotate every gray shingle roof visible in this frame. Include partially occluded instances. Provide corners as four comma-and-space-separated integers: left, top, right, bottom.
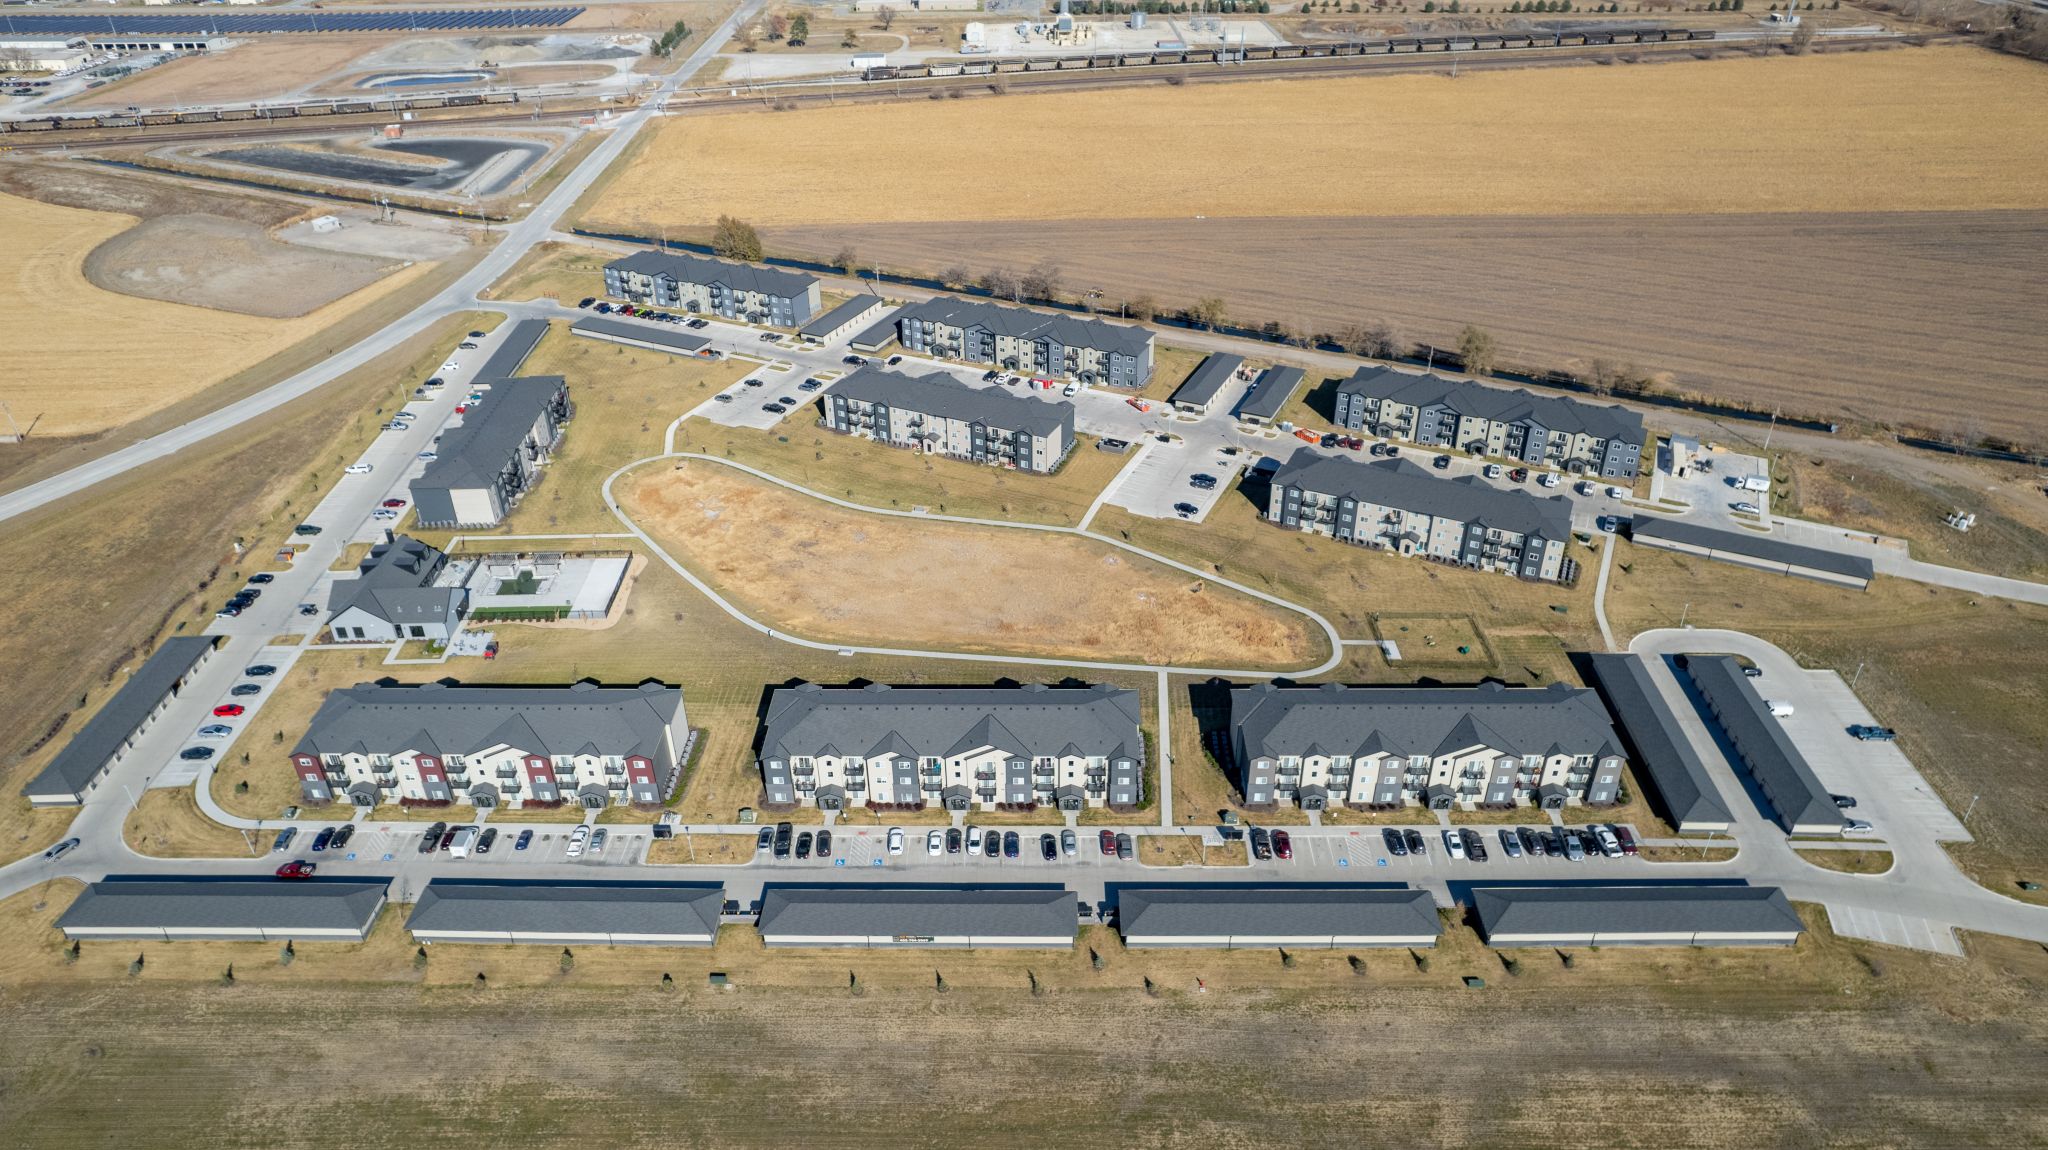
22, 636, 216, 800
406, 880, 721, 940
1118, 887, 1440, 942
1168, 353, 1244, 408
1630, 516, 1875, 583
607, 249, 818, 300
756, 887, 1077, 941
416, 375, 566, 492
1584, 654, 1733, 830
293, 680, 683, 764
324, 533, 463, 628
762, 683, 1142, 765
799, 295, 888, 339
1683, 656, 1844, 832
1236, 365, 1305, 421
57, 879, 387, 935
1337, 365, 1647, 446
893, 297, 1152, 358
1472, 884, 1805, 941
1269, 449, 1575, 541
474, 318, 547, 380
570, 316, 709, 354
830, 366, 1076, 439
1231, 681, 1623, 762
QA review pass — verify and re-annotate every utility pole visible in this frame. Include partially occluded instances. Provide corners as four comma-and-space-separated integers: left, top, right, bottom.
1964, 794, 1979, 824
1763, 410, 1779, 451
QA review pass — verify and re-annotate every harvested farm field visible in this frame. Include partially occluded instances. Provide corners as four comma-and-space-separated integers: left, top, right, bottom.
0, 190, 430, 436
83, 213, 398, 318
773, 210, 2048, 442
619, 461, 1323, 669
592, 47, 2048, 230
60, 35, 389, 111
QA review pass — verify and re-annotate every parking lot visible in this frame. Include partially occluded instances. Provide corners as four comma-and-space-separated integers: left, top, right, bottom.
1102, 437, 1247, 522
317, 822, 657, 868
1655, 439, 1773, 531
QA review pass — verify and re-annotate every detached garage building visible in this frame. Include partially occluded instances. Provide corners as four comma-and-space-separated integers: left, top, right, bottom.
407, 880, 723, 946
1584, 653, 1733, 833
1629, 517, 1874, 590
799, 295, 892, 344
570, 316, 711, 357
1117, 887, 1441, 949
1472, 885, 1806, 947
1235, 365, 1305, 426
1684, 655, 1845, 834
756, 887, 1077, 948
1167, 353, 1245, 416
57, 878, 388, 943
21, 636, 219, 807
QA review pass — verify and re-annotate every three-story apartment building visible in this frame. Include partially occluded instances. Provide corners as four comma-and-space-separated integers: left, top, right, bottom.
758, 682, 1144, 812
824, 366, 1075, 473
1229, 681, 1627, 812
291, 681, 687, 810
887, 299, 1154, 387
602, 250, 822, 327
1331, 366, 1646, 479
1265, 449, 1574, 583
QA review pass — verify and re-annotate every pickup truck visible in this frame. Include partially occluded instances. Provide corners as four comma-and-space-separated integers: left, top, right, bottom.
1848, 725, 1897, 742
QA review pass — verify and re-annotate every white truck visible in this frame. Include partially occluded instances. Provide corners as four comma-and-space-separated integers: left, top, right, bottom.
447, 826, 478, 859
1735, 475, 1772, 493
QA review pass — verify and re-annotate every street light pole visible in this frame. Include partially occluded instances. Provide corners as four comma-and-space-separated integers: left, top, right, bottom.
1678, 601, 1690, 628
1852, 662, 1865, 689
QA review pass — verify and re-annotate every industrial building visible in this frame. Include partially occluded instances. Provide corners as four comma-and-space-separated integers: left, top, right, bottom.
756, 887, 1079, 948
1629, 516, 1874, 590
1472, 885, 1806, 947
1683, 655, 1846, 834
1265, 449, 1575, 583
1583, 653, 1734, 833
411, 376, 572, 529
56, 878, 389, 943
758, 682, 1144, 812
885, 298, 1155, 387
823, 366, 1076, 474
19, 636, 219, 807
406, 880, 723, 946
324, 533, 467, 644
602, 250, 821, 327
1228, 681, 1627, 812
1116, 887, 1441, 949
1332, 366, 1646, 479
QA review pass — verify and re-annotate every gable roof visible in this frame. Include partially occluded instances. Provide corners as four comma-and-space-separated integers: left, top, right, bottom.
761, 683, 1143, 764
1472, 884, 1805, 940
570, 316, 710, 355
831, 366, 1076, 439
606, 249, 818, 300
1118, 887, 1440, 941
474, 318, 547, 380
57, 878, 387, 934
324, 533, 463, 627
1230, 680, 1622, 763
293, 680, 684, 764
757, 887, 1077, 941
893, 297, 1153, 358
1337, 365, 1646, 446
1630, 516, 1875, 583
1168, 353, 1244, 407
1683, 655, 1844, 832
1584, 653, 1733, 830
1236, 365, 1305, 421
406, 880, 722, 939
1269, 448, 1574, 541
799, 294, 888, 339
415, 376, 565, 492
21, 636, 217, 800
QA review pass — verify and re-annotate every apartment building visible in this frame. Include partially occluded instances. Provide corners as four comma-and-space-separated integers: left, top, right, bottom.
324, 533, 467, 643
1331, 366, 1646, 479
1228, 681, 1627, 812
1265, 449, 1574, 583
758, 682, 1144, 812
824, 366, 1075, 474
412, 376, 572, 529
887, 299, 1154, 387
602, 250, 822, 327
291, 680, 688, 810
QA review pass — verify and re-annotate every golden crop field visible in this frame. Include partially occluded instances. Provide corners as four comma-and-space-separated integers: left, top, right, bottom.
593, 46, 2048, 229
0, 192, 431, 436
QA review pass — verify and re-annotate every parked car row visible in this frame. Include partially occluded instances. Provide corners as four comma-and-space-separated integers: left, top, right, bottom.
177, 664, 279, 762
1371, 824, 1640, 863
758, 823, 1139, 862
583, 299, 709, 330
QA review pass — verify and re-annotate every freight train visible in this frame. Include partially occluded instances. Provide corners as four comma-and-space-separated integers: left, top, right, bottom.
0, 88, 518, 133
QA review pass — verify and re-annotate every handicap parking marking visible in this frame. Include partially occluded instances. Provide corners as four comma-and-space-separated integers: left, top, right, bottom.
871, 858, 884, 867
1376, 857, 1388, 867
835, 857, 846, 867
1336, 857, 1349, 868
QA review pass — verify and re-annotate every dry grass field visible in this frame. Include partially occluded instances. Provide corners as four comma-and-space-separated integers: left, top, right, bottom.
83, 212, 400, 318
594, 47, 2048, 230
124, 788, 264, 859
619, 461, 1322, 669
1605, 540, 2048, 904
2, 878, 2047, 1147
1784, 448, 2048, 580
0, 191, 432, 436
61, 35, 392, 110
1796, 848, 1897, 875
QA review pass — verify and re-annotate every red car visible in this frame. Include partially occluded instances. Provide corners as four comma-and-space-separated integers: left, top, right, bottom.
1614, 826, 1639, 856
212, 704, 245, 717
381, 498, 407, 509
454, 405, 469, 414
1099, 829, 1116, 856
1273, 830, 1293, 860
275, 861, 316, 880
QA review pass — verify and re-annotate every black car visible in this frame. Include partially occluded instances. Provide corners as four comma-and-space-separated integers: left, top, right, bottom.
795, 831, 813, 859
231, 683, 263, 696
761, 404, 784, 414
418, 822, 448, 854
984, 830, 1001, 857
945, 827, 962, 854
179, 747, 215, 761
595, 302, 613, 313
1433, 455, 1452, 470
816, 829, 832, 858
1464, 830, 1488, 862
1002, 831, 1020, 859
247, 573, 275, 585
773, 821, 793, 859
438, 828, 459, 852
1383, 827, 1408, 856
1116, 832, 1135, 860
293, 524, 323, 536
982, 370, 1000, 381
1832, 793, 1859, 809
1039, 833, 1058, 861
244, 665, 277, 677
1189, 473, 1218, 489
1173, 502, 1199, 517
578, 297, 596, 308
1249, 827, 1273, 860
310, 827, 335, 852
757, 827, 774, 852
1404, 828, 1426, 856
1518, 826, 1544, 856
477, 827, 498, 854
843, 355, 866, 366
329, 824, 355, 850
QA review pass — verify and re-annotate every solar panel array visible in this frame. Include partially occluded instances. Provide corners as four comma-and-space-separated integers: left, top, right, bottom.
0, 8, 583, 37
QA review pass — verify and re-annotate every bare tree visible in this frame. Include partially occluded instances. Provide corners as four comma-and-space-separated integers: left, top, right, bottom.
876, 4, 897, 30
767, 12, 789, 40
1457, 325, 1499, 377
941, 264, 971, 288
1124, 294, 1158, 322
711, 216, 764, 261
832, 246, 860, 273
1788, 20, 1816, 53
1188, 296, 1228, 331
1019, 261, 1062, 302
979, 267, 1018, 301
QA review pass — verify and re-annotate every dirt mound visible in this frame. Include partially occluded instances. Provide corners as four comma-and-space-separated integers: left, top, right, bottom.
83, 214, 398, 319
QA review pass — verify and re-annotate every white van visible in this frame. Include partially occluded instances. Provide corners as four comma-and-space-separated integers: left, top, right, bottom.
447, 826, 478, 859
1765, 700, 1795, 718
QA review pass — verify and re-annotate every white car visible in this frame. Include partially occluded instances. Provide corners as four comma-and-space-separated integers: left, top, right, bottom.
1842, 819, 1878, 838
887, 827, 905, 855
927, 830, 944, 856
1538, 473, 1560, 488
966, 827, 983, 855
1062, 382, 1080, 397
1765, 699, 1795, 718
566, 824, 590, 858
1593, 826, 1624, 858
1733, 501, 1761, 515
372, 509, 398, 520
417, 451, 438, 461
1607, 486, 1627, 499
1483, 464, 1503, 480
344, 463, 374, 475
1577, 481, 1598, 496
1597, 515, 1619, 533
1443, 830, 1468, 860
